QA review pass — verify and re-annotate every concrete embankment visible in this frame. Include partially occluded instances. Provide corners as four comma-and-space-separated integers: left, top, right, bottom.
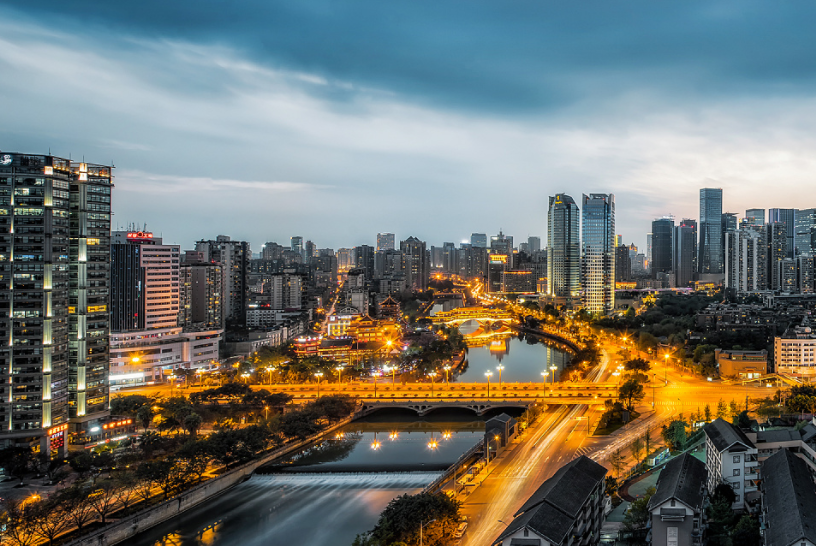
63, 415, 358, 546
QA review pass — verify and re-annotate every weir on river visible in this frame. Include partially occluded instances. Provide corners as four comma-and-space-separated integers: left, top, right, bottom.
122, 336, 568, 546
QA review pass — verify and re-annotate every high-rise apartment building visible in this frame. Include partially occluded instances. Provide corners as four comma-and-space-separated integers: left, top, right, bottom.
179, 253, 223, 331
581, 194, 615, 314
795, 209, 816, 257
767, 222, 787, 291
0, 153, 112, 452
354, 244, 375, 280
270, 274, 302, 310
699, 188, 724, 275
442, 242, 458, 274
471, 233, 487, 248
745, 208, 765, 226
674, 219, 697, 287
195, 236, 249, 325
725, 226, 767, 293
337, 248, 353, 272
614, 245, 631, 282
376, 233, 395, 252
651, 217, 674, 279
769, 208, 796, 259
400, 236, 429, 291
491, 231, 513, 255
547, 194, 580, 305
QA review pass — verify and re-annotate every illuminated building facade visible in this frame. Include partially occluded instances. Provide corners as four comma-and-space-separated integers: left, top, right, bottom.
699, 188, 724, 275
0, 152, 111, 453
581, 193, 615, 314
547, 193, 580, 306
376, 233, 395, 252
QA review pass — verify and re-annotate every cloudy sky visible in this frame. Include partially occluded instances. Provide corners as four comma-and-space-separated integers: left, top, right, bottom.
2, 1, 815, 252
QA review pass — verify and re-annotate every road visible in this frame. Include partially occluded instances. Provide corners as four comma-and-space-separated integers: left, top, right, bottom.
459, 338, 774, 546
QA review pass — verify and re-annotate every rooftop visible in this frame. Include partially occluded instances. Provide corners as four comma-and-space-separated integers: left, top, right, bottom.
704, 418, 755, 452
762, 449, 816, 546
648, 453, 706, 511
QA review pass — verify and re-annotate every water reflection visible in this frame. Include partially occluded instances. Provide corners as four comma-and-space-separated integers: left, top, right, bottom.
457, 334, 570, 383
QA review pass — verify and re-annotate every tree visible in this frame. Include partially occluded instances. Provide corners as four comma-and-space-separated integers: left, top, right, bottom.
183, 412, 203, 436
609, 448, 625, 477
735, 410, 751, 429
643, 429, 651, 459
716, 399, 728, 419
707, 487, 737, 546
624, 358, 651, 373
35, 453, 68, 485
756, 397, 781, 421
0, 446, 34, 484
365, 492, 460, 546
137, 404, 154, 431
88, 481, 120, 523
137, 459, 178, 498
31, 497, 71, 546
280, 408, 322, 439
66, 451, 94, 479
177, 440, 211, 481
623, 486, 655, 531
604, 476, 618, 497
110, 394, 154, 417
0, 498, 38, 546
57, 486, 96, 534
629, 437, 644, 465
618, 379, 645, 411
731, 515, 761, 546
312, 394, 357, 422
704, 403, 712, 422
661, 421, 688, 451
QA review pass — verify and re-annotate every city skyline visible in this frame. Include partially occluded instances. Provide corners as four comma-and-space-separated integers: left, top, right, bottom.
3, 3, 816, 249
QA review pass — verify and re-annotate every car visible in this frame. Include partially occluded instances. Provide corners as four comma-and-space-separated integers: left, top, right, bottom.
454, 521, 468, 539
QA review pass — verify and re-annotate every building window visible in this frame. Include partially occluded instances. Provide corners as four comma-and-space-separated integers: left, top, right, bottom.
733, 482, 740, 489
733, 455, 740, 463
733, 469, 740, 476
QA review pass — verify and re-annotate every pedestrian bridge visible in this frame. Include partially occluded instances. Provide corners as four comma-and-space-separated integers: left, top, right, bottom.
431, 306, 516, 326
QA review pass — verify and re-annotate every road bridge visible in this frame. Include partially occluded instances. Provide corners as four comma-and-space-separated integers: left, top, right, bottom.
358, 394, 610, 416
431, 306, 516, 327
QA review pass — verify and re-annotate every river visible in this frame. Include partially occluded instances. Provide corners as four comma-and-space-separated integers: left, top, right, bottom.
122, 337, 569, 546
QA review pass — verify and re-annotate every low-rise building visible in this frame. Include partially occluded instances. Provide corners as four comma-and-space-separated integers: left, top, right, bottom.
774, 317, 816, 379
647, 453, 707, 546
704, 418, 759, 510
492, 456, 606, 546
760, 449, 816, 546
715, 349, 767, 379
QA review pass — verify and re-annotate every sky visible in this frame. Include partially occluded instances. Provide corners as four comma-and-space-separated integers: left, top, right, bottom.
1, 1, 816, 253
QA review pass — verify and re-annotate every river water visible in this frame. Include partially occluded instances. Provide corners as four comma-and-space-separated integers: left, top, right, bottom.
122, 337, 569, 546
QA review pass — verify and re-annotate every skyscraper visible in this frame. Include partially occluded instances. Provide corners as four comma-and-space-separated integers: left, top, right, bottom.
745, 208, 765, 227
767, 222, 787, 290
581, 194, 615, 314
400, 236, 429, 291
290, 236, 304, 258
674, 219, 697, 288
795, 209, 816, 257
651, 217, 674, 279
547, 194, 580, 305
699, 188, 724, 275
528, 236, 541, 254
471, 233, 487, 248
376, 233, 395, 252
769, 208, 796, 259
354, 244, 375, 280
615, 245, 631, 283
0, 153, 112, 453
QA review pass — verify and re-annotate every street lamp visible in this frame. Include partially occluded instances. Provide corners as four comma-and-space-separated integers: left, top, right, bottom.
373, 370, 381, 399
663, 353, 670, 384
335, 366, 343, 384
497, 364, 504, 389
550, 365, 558, 387
443, 365, 451, 384
264, 405, 270, 420
419, 518, 437, 546
429, 372, 437, 397
315, 372, 324, 398
485, 371, 493, 400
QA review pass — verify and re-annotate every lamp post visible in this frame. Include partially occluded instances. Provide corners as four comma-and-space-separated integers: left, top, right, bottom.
663, 353, 669, 384
335, 366, 343, 384
373, 370, 380, 399
429, 372, 437, 397
443, 365, 451, 384
485, 371, 493, 400
496, 364, 504, 389
419, 518, 437, 546
550, 365, 558, 387
264, 405, 270, 420
315, 372, 324, 398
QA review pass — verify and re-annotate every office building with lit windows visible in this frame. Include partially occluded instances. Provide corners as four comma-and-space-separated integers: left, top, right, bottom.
699, 188, 724, 276
547, 193, 580, 306
580, 193, 615, 314
0, 152, 112, 453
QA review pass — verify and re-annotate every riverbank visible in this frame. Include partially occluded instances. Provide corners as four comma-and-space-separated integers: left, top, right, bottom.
63, 414, 359, 546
